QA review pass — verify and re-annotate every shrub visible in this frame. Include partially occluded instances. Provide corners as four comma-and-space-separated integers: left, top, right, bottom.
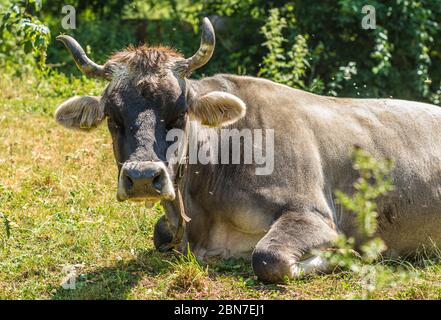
258, 7, 316, 91
318, 147, 411, 299
0, 0, 50, 72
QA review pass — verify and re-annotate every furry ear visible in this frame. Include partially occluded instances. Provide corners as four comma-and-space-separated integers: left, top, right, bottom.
189, 91, 246, 127
55, 96, 104, 130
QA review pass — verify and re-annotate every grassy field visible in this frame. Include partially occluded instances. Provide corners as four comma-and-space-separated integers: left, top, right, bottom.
1, 73, 441, 300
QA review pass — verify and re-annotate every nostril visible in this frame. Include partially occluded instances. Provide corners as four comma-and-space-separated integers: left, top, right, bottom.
124, 174, 134, 190
122, 163, 167, 198
152, 172, 163, 192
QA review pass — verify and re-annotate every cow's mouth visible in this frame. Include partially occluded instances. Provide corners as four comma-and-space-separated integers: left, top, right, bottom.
116, 161, 176, 202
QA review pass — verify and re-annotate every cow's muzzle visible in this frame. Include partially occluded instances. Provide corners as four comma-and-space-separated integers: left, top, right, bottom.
117, 161, 175, 201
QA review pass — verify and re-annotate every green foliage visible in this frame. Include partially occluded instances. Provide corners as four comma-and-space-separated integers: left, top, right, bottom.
258, 7, 312, 91
319, 148, 407, 299
199, 0, 441, 103
43, 0, 131, 20
297, 0, 440, 102
0, 0, 50, 71
327, 61, 358, 97
37, 70, 104, 98
1, 1, 439, 104
371, 28, 392, 76
335, 148, 394, 239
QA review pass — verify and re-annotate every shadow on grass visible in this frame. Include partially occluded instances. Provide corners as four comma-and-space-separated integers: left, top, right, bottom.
205, 257, 287, 293
51, 249, 175, 300
51, 252, 290, 299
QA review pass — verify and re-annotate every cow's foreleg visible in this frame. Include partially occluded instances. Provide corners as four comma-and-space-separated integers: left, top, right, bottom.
251, 211, 338, 282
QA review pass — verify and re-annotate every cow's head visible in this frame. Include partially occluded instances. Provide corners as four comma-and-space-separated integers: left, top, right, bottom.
55, 18, 246, 202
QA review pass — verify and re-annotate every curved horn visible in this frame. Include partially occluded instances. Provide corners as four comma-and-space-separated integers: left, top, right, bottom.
184, 17, 215, 74
56, 35, 109, 79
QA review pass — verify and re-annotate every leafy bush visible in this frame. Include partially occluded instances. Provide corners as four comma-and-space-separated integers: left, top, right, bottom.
203, 1, 441, 103
259, 9, 306, 88
0, 0, 50, 72
319, 147, 412, 299
1, 1, 440, 102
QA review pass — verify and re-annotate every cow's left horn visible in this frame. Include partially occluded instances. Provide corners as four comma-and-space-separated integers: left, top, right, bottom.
56, 35, 110, 79
183, 17, 215, 75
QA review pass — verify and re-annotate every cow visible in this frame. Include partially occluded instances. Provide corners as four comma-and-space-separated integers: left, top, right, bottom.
54, 18, 441, 283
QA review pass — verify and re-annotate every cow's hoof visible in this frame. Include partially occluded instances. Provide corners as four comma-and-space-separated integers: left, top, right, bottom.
153, 215, 173, 251
251, 249, 291, 283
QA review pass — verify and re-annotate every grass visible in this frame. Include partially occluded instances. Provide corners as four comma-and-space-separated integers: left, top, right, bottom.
1, 72, 441, 300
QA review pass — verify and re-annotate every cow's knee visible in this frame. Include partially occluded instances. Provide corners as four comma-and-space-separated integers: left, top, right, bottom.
153, 215, 173, 251
252, 249, 291, 283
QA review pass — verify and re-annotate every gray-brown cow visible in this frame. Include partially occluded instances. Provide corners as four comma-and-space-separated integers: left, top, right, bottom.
54, 18, 441, 282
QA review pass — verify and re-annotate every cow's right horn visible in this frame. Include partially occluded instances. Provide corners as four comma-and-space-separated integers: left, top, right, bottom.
57, 35, 109, 79
181, 17, 215, 76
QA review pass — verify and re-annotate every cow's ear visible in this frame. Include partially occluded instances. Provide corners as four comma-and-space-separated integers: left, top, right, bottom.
55, 96, 105, 130
189, 91, 246, 127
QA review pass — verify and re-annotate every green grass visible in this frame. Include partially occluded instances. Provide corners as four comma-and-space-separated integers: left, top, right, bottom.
1, 73, 441, 300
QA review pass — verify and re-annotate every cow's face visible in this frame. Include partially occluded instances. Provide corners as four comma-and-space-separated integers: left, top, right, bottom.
54, 19, 246, 202
102, 52, 187, 202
